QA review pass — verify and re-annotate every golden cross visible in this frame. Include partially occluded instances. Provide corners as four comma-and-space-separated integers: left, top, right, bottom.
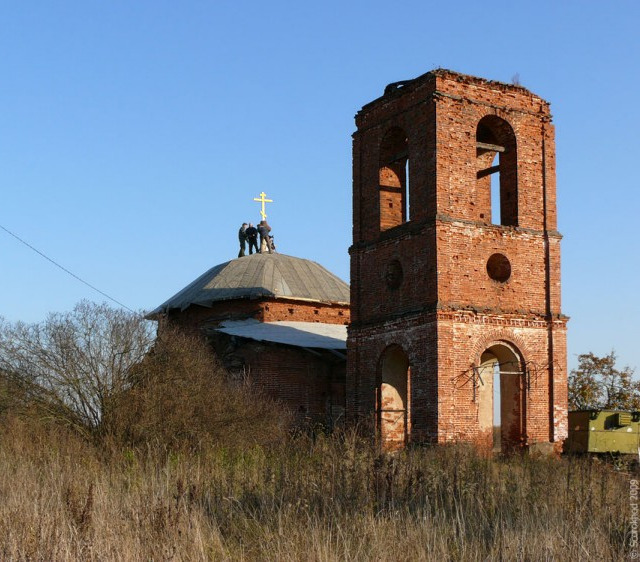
253, 191, 273, 221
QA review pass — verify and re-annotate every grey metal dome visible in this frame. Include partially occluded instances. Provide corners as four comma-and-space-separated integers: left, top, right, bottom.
150, 253, 349, 315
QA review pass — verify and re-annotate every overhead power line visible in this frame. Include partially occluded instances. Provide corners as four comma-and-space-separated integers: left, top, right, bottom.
0, 222, 135, 313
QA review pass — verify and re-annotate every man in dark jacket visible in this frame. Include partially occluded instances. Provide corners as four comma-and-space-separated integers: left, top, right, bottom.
238, 223, 248, 257
258, 220, 272, 254
245, 223, 259, 254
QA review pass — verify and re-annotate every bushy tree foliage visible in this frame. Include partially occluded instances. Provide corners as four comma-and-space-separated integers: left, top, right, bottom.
568, 351, 640, 411
110, 325, 291, 450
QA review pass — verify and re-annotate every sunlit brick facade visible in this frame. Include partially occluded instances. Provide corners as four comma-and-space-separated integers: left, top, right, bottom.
347, 69, 568, 452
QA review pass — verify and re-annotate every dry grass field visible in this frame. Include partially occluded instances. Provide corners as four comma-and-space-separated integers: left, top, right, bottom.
0, 318, 632, 560
0, 416, 632, 561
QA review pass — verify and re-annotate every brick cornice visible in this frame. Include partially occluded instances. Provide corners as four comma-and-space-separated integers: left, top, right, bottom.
436, 310, 568, 329
350, 216, 562, 251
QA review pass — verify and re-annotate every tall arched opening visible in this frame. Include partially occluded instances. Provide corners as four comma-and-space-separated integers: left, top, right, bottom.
379, 127, 409, 231
377, 345, 410, 449
477, 342, 526, 452
476, 115, 518, 226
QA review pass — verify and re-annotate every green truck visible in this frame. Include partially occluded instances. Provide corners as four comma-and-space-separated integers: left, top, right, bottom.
564, 410, 640, 455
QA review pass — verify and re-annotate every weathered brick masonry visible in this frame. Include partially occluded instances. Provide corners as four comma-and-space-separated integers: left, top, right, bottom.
347, 69, 568, 451
163, 297, 349, 424
153, 254, 350, 426
165, 299, 349, 331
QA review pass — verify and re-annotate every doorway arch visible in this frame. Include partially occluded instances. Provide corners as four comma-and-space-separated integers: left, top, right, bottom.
377, 345, 410, 448
477, 341, 526, 452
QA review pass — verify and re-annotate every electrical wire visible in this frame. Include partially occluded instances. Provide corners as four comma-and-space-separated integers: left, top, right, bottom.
0, 222, 135, 313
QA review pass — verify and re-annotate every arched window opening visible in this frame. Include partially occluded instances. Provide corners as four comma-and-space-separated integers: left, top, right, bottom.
477, 342, 525, 453
377, 345, 411, 449
476, 117, 518, 226
379, 127, 409, 231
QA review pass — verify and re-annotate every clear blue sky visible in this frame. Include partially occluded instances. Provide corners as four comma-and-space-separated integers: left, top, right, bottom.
0, 1, 638, 372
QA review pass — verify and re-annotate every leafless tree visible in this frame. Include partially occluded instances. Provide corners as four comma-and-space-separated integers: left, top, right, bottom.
0, 301, 153, 436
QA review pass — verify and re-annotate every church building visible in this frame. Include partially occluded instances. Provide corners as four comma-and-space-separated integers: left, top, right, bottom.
150, 68, 568, 453
149, 253, 350, 426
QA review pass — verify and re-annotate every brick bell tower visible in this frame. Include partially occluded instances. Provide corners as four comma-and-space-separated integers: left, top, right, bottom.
347, 69, 568, 452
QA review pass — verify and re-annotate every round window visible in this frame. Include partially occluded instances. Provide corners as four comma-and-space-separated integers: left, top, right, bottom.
486, 253, 511, 283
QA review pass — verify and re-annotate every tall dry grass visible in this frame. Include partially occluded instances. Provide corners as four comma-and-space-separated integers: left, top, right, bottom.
0, 325, 632, 559
0, 415, 632, 561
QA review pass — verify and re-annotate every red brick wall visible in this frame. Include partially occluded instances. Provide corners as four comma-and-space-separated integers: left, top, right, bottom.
164, 300, 262, 333
348, 69, 568, 451
220, 340, 345, 426
262, 300, 349, 324
160, 297, 349, 427
347, 312, 439, 441
163, 297, 349, 331
435, 312, 567, 447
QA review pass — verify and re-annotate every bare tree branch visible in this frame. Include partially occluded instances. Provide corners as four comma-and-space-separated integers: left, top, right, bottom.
0, 301, 154, 435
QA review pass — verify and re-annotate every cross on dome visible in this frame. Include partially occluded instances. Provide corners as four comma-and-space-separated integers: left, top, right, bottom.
253, 191, 273, 221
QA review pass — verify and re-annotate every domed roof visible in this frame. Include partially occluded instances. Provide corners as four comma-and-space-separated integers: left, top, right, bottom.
151, 253, 350, 315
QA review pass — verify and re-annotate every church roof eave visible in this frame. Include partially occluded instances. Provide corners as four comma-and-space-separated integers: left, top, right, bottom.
148, 253, 350, 319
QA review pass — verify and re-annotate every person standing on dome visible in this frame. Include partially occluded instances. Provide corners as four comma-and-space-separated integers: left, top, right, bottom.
237, 223, 248, 257
245, 223, 259, 254
258, 220, 272, 254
